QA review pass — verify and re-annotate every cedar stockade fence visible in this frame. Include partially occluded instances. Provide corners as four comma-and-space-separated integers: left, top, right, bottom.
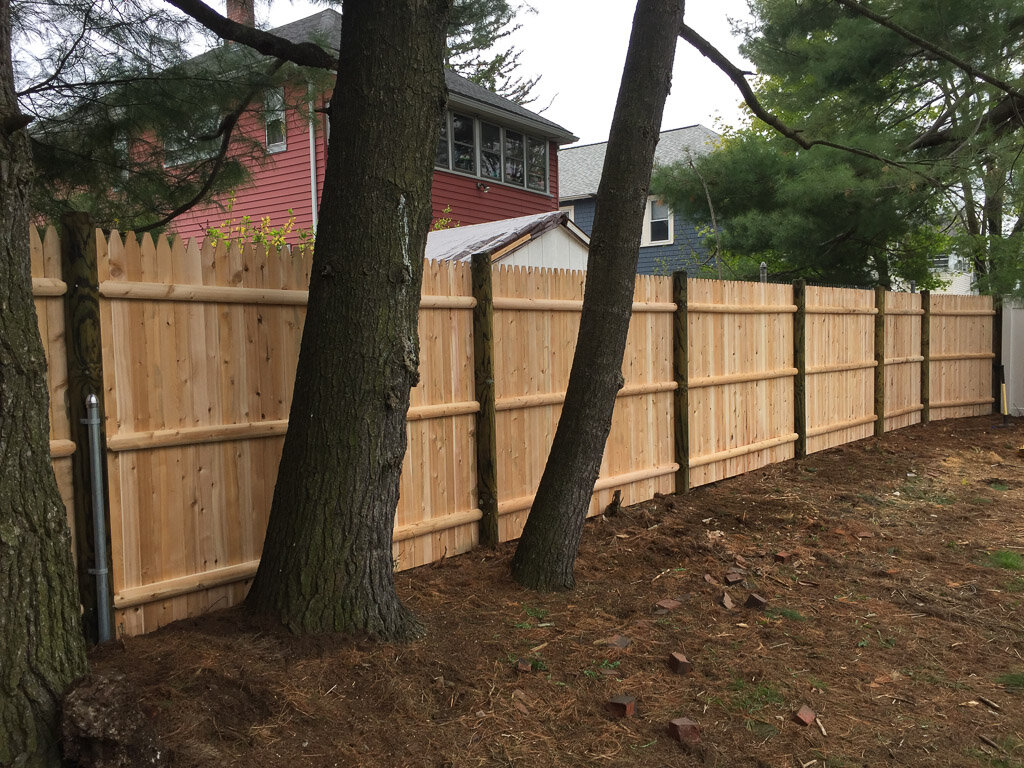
31, 219, 998, 639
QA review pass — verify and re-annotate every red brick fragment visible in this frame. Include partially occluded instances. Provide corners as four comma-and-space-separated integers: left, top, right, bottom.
793, 705, 816, 726
774, 551, 793, 564
721, 592, 735, 610
745, 593, 767, 610
668, 652, 693, 675
668, 717, 701, 744
515, 658, 533, 674
656, 598, 683, 612
735, 555, 750, 568
606, 694, 636, 718
724, 572, 744, 585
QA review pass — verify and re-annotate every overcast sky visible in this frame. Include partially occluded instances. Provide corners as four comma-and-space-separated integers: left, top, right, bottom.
262, 1, 755, 146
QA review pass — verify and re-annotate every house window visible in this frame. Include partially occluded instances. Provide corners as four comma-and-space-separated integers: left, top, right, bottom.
163, 111, 220, 167
527, 137, 547, 192
433, 110, 549, 193
451, 113, 476, 174
642, 197, 673, 246
265, 88, 286, 152
503, 129, 525, 186
435, 114, 450, 168
480, 121, 502, 180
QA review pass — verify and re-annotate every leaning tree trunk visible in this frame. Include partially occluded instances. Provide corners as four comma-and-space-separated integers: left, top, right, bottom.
245, 0, 450, 638
0, 1, 89, 765
510, 0, 682, 591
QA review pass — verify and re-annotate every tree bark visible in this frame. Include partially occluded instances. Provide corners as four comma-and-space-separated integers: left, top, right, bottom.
0, 0, 89, 764
510, 0, 682, 591
245, 0, 451, 639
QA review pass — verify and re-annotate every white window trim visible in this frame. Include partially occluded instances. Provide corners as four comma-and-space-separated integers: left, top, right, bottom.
559, 204, 575, 220
435, 110, 550, 194
265, 88, 287, 154
641, 196, 674, 247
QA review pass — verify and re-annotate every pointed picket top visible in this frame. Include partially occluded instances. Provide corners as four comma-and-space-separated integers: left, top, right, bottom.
106, 230, 128, 281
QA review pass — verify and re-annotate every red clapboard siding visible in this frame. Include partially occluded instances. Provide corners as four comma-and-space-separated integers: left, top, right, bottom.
172, 103, 562, 242
430, 141, 560, 225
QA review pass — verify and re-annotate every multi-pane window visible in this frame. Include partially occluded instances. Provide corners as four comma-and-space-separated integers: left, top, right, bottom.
265, 88, 286, 151
451, 113, 476, 173
642, 197, 673, 246
435, 111, 548, 193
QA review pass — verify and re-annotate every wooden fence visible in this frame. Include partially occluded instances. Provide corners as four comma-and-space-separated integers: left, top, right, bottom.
30, 224, 997, 637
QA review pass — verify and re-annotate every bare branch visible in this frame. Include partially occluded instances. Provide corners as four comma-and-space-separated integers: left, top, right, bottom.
677, 21, 942, 184
160, 0, 337, 70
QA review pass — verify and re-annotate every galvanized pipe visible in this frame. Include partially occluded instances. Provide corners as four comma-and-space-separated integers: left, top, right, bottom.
84, 394, 112, 643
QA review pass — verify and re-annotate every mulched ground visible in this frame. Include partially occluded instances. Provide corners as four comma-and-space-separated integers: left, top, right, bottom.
86, 415, 1024, 768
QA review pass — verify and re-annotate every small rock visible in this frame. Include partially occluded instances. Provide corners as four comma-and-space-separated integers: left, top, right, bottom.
668, 652, 693, 675
735, 555, 750, 568
599, 634, 632, 649
656, 598, 683, 612
721, 592, 735, 610
793, 705, 816, 726
606, 694, 636, 718
668, 717, 701, 744
745, 593, 767, 610
515, 658, 533, 674
774, 551, 793, 564
704, 573, 721, 586
724, 572, 744, 585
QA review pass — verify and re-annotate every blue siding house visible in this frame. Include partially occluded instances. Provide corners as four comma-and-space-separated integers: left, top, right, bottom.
557, 125, 719, 275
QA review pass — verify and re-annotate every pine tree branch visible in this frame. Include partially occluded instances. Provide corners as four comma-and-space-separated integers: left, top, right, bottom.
677, 21, 942, 184
136, 59, 285, 232
832, 0, 1024, 101
160, 0, 338, 70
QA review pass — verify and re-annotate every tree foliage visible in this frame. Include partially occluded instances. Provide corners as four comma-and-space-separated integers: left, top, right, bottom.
446, 0, 538, 103
657, 0, 1024, 293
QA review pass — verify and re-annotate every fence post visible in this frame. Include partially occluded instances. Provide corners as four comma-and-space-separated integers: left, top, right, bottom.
792, 279, 807, 459
471, 253, 499, 548
61, 212, 113, 643
672, 271, 689, 493
920, 290, 930, 424
992, 296, 1003, 415
874, 285, 887, 437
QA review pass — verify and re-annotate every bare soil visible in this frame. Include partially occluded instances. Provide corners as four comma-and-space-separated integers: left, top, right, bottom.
87, 416, 1024, 767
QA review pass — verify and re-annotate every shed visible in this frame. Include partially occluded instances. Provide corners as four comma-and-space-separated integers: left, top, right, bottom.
425, 211, 590, 270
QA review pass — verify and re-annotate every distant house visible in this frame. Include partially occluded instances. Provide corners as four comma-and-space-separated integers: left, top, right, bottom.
557, 125, 719, 275
426, 210, 589, 270
169, 3, 578, 242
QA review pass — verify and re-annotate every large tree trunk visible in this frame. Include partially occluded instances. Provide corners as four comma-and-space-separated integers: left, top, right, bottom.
510, 0, 682, 591
0, 1, 89, 765
245, 0, 450, 638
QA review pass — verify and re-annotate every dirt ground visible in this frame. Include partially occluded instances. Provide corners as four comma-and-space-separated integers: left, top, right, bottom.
85, 415, 1024, 768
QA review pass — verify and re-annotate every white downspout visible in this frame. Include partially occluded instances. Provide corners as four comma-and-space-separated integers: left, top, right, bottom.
308, 93, 319, 230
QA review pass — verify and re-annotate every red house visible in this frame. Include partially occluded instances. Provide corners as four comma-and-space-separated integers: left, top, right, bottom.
170, 5, 578, 242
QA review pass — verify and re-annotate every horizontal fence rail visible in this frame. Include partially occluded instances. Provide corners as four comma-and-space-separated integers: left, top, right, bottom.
30, 224, 997, 638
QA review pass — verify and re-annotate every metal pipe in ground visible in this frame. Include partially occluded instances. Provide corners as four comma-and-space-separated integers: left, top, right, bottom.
84, 394, 112, 643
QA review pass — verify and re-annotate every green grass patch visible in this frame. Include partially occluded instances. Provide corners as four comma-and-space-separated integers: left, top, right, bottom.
986, 551, 1024, 571
729, 679, 785, 712
767, 607, 806, 622
989, 480, 1011, 491
997, 672, 1024, 692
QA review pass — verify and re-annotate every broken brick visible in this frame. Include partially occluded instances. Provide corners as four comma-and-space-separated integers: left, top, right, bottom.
724, 572, 744, 585
721, 592, 735, 610
515, 658, 533, 674
745, 593, 767, 610
668, 652, 693, 675
668, 717, 701, 744
774, 551, 793, 564
606, 695, 636, 718
704, 573, 721, 587
735, 555, 750, 568
793, 705, 816, 726
656, 598, 683, 612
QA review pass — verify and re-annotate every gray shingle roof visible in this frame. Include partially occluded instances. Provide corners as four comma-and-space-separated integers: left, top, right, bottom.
558, 124, 720, 200
268, 9, 576, 143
